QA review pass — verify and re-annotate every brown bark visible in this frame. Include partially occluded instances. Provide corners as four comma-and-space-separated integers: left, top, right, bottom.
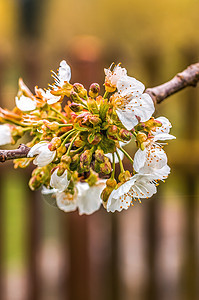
0, 144, 30, 162
145, 62, 199, 104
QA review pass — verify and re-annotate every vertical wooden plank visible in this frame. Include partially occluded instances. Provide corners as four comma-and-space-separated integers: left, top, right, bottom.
18, 1, 44, 298
61, 37, 103, 300
180, 48, 198, 300
141, 49, 162, 300
0, 56, 6, 300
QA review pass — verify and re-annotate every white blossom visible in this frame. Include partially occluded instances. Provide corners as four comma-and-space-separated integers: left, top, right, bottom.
0, 124, 12, 146
52, 60, 71, 89
50, 169, 69, 192
107, 174, 157, 213
42, 90, 61, 105
112, 75, 155, 130
152, 116, 176, 141
133, 119, 175, 180
104, 64, 127, 88
15, 95, 37, 111
56, 180, 106, 215
27, 141, 56, 167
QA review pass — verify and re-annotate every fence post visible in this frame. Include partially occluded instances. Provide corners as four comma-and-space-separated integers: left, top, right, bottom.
141, 48, 162, 300
180, 48, 198, 300
61, 36, 103, 300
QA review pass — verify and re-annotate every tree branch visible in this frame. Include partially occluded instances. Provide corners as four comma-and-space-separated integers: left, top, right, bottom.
145, 62, 199, 104
0, 62, 199, 162
0, 144, 30, 162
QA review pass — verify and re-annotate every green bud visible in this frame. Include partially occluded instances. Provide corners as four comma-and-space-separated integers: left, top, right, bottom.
80, 150, 92, 166
106, 178, 117, 188
101, 186, 113, 202
118, 170, 131, 183
87, 98, 99, 115
100, 157, 112, 175
95, 149, 105, 163
107, 125, 118, 139
89, 115, 101, 126
48, 137, 62, 151
88, 133, 102, 145
119, 129, 132, 141
70, 91, 82, 103
29, 175, 42, 190
73, 83, 88, 100
69, 102, 83, 112
89, 83, 100, 98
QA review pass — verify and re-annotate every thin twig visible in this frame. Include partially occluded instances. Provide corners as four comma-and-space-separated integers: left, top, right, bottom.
0, 144, 30, 162
145, 62, 199, 104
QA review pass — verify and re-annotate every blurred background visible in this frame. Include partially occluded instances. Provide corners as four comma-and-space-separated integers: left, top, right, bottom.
0, 0, 199, 299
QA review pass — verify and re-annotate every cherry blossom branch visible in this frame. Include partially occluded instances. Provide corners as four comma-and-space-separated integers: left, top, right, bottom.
145, 62, 199, 104
0, 144, 30, 162
0, 62, 199, 162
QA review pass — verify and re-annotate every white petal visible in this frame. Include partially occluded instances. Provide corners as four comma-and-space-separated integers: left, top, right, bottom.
28, 142, 56, 167
58, 60, 71, 86
0, 124, 12, 146
129, 93, 155, 122
133, 148, 147, 172
45, 90, 61, 105
142, 146, 167, 170
154, 117, 172, 134
15, 95, 36, 111
116, 108, 138, 130
50, 169, 69, 192
117, 75, 145, 95
56, 192, 77, 212
77, 180, 105, 215
154, 133, 176, 141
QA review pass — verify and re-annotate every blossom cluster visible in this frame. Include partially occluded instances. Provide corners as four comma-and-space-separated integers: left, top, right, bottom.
0, 61, 175, 214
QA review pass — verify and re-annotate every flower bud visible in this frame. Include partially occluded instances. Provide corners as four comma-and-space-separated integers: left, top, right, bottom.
101, 186, 113, 202
73, 83, 88, 100
89, 115, 101, 125
43, 120, 60, 131
29, 175, 42, 190
106, 178, 117, 188
69, 102, 83, 112
61, 154, 71, 164
119, 129, 132, 141
70, 91, 82, 103
56, 145, 66, 158
100, 157, 112, 175
80, 150, 92, 166
136, 132, 148, 150
87, 98, 99, 115
88, 133, 102, 145
95, 149, 105, 163
89, 83, 100, 98
48, 137, 62, 151
118, 170, 131, 183
107, 125, 118, 139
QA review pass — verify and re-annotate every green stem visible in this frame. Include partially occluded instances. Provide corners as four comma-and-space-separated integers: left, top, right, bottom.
49, 106, 67, 119
61, 129, 76, 147
58, 124, 73, 127
66, 132, 79, 155
111, 153, 115, 179
103, 91, 109, 99
116, 150, 124, 173
118, 147, 134, 165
